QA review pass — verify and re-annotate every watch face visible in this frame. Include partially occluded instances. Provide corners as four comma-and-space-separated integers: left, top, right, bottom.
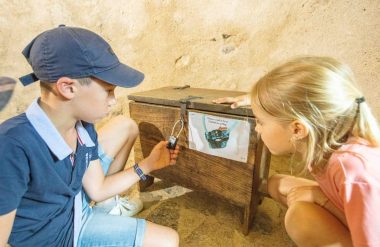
0, 77, 16, 111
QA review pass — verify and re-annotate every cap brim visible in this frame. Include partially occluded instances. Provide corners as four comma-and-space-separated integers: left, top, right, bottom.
93, 63, 144, 88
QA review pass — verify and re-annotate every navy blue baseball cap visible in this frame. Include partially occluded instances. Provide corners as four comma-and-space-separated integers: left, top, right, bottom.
19, 25, 144, 87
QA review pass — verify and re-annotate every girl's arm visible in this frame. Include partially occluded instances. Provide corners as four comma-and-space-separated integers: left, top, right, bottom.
287, 185, 348, 226
212, 94, 251, 109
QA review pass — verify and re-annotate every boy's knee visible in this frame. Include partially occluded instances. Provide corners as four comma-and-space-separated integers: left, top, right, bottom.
144, 223, 179, 247
159, 227, 179, 247
114, 116, 139, 139
166, 228, 179, 247
124, 118, 139, 138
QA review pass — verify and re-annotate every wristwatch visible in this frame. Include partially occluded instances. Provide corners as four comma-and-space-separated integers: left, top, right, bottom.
133, 163, 147, 181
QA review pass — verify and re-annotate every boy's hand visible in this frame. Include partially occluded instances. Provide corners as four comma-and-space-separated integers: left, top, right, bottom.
212, 94, 251, 109
140, 141, 180, 174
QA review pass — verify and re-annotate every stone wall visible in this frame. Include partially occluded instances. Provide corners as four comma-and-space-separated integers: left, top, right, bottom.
1, 0, 379, 121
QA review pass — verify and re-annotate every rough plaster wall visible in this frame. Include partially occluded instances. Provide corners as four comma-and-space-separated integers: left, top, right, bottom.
0, 0, 379, 121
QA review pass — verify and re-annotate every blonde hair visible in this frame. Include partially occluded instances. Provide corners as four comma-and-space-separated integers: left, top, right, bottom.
251, 56, 380, 173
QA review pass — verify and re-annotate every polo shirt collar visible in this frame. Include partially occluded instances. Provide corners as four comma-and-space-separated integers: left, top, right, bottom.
26, 98, 95, 160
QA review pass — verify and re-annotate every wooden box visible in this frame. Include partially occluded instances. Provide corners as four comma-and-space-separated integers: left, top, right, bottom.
128, 86, 271, 234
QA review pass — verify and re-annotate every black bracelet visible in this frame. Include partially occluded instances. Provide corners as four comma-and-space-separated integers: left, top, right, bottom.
133, 163, 147, 181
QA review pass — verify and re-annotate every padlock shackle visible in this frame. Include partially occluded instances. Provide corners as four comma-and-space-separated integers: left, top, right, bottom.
170, 119, 184, 138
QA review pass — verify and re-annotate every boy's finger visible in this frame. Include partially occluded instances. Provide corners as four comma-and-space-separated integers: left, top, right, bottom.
169, 145, 180, 153
169, 159, 177, 165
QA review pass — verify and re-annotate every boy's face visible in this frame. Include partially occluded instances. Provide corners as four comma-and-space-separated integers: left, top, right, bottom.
73, 78, 116, 123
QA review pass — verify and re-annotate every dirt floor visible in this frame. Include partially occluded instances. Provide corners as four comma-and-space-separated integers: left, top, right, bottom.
136, 155, 296, 247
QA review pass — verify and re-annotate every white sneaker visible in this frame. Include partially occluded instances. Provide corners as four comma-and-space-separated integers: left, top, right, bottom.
108, 195, 143, 217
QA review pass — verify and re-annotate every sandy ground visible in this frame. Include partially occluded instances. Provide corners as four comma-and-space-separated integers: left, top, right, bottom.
137, 176, 296, 247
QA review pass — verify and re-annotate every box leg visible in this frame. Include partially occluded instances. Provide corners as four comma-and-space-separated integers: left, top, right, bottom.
242, 194, 262, 235
241, 140, 271, 234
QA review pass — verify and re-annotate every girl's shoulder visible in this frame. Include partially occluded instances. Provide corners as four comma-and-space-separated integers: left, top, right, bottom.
328, 137, 380, 182
345, 136, 372, 146
337, 137, 379, 156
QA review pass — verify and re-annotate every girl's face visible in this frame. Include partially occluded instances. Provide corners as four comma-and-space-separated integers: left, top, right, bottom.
251, 104, 296, 156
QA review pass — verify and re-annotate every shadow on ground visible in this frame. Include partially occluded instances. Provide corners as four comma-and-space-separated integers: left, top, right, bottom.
137, 179, 296, 247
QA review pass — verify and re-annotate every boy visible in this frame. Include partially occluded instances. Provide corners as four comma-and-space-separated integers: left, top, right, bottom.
0, 25, 179, 247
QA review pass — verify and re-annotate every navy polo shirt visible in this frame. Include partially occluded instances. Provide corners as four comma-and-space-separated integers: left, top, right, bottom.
0, 99, 98, 247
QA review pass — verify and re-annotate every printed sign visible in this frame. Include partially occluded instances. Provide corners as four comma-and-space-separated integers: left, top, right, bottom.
188, 111, 250, 162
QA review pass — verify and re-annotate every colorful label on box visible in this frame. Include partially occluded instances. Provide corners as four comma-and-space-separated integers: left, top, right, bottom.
188, 111, 250, 162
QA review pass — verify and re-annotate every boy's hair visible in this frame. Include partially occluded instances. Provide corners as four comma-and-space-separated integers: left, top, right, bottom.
75, 77, 93, 85
251, 56, 380, 172
40, 77, 92, 93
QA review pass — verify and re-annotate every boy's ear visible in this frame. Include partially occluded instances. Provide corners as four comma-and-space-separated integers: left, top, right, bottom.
55, 77, 77, 99
290, 120, 309, 140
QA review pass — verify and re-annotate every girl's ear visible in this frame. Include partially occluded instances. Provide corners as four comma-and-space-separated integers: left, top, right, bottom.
55, 77, 77, 99
290, 120, 309, 140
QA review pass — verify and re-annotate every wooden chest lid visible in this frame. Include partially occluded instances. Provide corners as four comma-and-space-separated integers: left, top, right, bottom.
128, 86, 254, 117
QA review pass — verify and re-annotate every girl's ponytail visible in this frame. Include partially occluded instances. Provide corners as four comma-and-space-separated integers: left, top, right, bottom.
352, 99, 380, 146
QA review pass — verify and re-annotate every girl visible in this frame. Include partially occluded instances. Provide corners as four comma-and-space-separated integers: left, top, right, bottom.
214, 56, 380, 247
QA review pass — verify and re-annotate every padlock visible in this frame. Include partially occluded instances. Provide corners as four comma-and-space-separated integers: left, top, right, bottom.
167, 118, 184, 149
167, 135, 178, 149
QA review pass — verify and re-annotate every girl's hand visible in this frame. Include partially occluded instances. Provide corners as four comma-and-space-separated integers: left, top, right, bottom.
287, 185, 329, 207
140, 141, 180, 174
212, 94, 251, 109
